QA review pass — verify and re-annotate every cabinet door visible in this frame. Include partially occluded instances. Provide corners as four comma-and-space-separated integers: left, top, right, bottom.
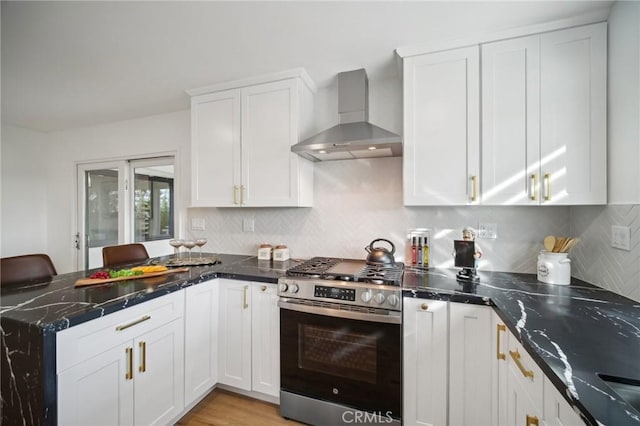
403, 46, 480, 206
58, 342, 134, 426
482, 35, 541, 205
403, 298, 448, 426
134, 318, 184, 425
507, 367, 542, 426
218, 279, 252, 390
540, 23, 607, 204
191, 89, 242, 207
251, 283, 280, 397
492, 311, 510, 426
449, 303, 494, 426
241, 79, 302, 207
184, 279, 219, 406
543, 377, 584, 426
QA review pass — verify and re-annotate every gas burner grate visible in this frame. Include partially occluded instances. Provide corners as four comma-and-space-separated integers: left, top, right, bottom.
358, 264, 404, 286
286, 257, 341, 276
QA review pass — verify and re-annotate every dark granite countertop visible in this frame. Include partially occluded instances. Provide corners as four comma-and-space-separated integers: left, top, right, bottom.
0, 253, 300, 332
402, 267, 640, 426
1, 257, 638, 426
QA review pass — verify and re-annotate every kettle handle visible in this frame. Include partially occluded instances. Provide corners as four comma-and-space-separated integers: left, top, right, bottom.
367, 238, 396, 255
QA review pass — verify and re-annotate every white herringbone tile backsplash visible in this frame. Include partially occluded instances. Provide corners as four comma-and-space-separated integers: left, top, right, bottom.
570, 205, 640, 302
187, 157, 572, 274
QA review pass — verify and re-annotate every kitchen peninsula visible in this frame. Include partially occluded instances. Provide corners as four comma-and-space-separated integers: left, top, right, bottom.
1, 255, 638, 425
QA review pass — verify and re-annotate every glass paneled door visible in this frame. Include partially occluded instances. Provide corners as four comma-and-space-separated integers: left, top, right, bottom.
77, 157, 175, 270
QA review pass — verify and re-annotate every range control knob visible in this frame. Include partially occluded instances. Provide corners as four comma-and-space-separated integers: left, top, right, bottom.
387, 294, 400, 307
361, 289, 373, 303
289, 283, 299, 294
279, 283, 288, 293
374, 292, 386, 305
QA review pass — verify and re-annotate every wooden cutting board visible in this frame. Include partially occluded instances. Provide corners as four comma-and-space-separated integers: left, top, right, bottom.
75, 267, 189, 287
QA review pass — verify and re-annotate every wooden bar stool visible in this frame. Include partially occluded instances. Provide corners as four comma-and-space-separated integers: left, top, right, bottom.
102, 243, 149, 268
1, 254, 57, 286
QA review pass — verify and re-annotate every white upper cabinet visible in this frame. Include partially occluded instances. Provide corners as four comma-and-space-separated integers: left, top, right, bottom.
402, 22, 606, 206
190, 69, 315, 207
403, 46, 480, 206
482, 35, 541, 205
539, 23, 607, 205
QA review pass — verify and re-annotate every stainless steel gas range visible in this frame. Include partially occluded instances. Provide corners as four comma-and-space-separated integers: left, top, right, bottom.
278, 257, 403, 426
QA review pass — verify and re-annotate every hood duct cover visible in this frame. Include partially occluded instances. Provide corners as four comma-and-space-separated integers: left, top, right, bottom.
291, 69, 402, 162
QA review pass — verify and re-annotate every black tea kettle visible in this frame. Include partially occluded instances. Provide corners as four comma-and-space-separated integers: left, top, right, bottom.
365, 238, 396, 266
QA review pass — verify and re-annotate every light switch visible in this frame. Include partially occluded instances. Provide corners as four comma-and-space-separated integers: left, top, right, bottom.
611, 225, 631, 251
243, 219, 255, 232
191, 218, 205, 231
478, 223, 497, 239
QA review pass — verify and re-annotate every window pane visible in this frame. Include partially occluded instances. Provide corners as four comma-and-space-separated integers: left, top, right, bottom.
86, 169, 119, 248
133, 165, 174, 242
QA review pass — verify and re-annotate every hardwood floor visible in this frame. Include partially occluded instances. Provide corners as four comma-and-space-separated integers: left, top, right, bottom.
177, 389, 303, 425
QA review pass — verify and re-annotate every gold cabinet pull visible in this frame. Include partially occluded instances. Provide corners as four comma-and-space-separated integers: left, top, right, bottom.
471, 176, 478, 202
420, 303, 428, 311
233, 185, 239, 204
261, 285, 267, 292
526, 414, 539, 426
115, 315, 151, 331
126, 347, 133, 380
240, 185, 246, 205
139, 341, 146, 373
509, 350, 534, 379
496, 324, 506, 360
530, 174, 538, 201
544, 173, 551, 201
243, 285, 249, 309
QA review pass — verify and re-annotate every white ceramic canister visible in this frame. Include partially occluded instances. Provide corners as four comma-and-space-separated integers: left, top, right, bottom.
258, 243, 273, 260
537, 250, 571, 285
273, 244, 290, 261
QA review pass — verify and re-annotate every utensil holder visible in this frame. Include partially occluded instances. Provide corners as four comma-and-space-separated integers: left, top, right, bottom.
537, 250, 571, 285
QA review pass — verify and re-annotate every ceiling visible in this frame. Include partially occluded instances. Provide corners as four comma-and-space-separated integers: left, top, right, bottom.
1, 1, 613, 133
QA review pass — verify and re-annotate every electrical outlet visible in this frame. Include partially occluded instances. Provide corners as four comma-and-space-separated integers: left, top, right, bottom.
191, 218, 205, 231
611, 225, 631, 251
243, 219, 255, 233
478, 223, 497, 239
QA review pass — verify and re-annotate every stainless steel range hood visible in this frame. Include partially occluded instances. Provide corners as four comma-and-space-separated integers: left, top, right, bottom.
291, 69, 402, 162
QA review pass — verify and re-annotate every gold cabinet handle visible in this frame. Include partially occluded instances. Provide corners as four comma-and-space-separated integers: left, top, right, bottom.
233, 185, 239, 205
126, 347, 133, 380
471, 176, 478, 202
544, 173, 551, 201
530, 174, 538, 201
496, 324, 506, 360
115, 315, 151, 331
243, 285, 249, 309
240, 185, 246, 205
526, 414, 539, 426
509, 350, 534, 379
261, 285, 267, 292
420, 303, 428, 311
139, 341, 146, 373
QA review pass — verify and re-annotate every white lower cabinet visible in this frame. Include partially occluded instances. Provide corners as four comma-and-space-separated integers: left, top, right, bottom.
57, 292, 185, 425
543, 377, 584, 426
184, 279, 220, 407
449, 303, 494, 426
493, 311, 510, 426
218, 279, 280, 397
403, 297, 448, 426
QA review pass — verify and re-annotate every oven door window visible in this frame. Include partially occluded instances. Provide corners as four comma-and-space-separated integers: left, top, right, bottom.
280, 307, 401, 418
299, 324, 378, 384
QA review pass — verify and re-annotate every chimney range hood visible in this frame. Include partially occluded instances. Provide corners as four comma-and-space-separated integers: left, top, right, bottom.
291, 69, 402, 162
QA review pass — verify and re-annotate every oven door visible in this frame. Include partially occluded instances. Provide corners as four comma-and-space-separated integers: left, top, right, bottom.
279, 299, 402, 419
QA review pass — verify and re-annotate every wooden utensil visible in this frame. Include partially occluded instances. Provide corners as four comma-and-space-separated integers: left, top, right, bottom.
75, 267, 189, 287
562, 238, 580, 253
544, 235, 556, 252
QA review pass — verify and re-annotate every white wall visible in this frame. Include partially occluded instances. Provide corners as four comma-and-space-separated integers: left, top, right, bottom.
44, 109, 190, 273
1, 125, 49, 257
607, 0, 640, 204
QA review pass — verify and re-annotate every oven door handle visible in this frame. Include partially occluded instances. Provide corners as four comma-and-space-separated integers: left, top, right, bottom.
278, 299, 402, 324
